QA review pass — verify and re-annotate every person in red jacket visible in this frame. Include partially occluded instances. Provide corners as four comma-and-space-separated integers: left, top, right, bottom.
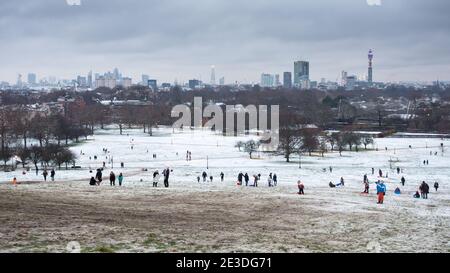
298, 181, 305, 195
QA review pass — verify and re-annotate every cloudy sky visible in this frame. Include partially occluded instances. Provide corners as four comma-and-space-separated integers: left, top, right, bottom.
1, 0, 449, 84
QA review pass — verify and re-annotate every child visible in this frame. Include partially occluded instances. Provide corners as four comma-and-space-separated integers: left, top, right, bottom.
298, 181, 305, 195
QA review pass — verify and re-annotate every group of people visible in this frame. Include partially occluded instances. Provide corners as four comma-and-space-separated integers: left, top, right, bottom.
186, 151, 193, 161
89, 169, 124, 186
236, 172, 278, 187
329, 177, 345, 188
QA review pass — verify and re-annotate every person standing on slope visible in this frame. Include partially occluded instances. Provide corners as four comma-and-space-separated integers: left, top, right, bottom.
50, 169, 55, 182
298, 181, 305, 195
376, 181, 387, 204
109, 171, 116, 186
163, 168, 170, 188
434, 182, 439, 192
118, 173, 124, 187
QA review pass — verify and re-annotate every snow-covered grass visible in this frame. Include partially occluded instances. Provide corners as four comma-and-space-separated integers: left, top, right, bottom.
0, 127, 449, 252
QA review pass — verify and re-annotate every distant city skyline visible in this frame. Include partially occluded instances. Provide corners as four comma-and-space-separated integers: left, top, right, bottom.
1, 0, 450, 83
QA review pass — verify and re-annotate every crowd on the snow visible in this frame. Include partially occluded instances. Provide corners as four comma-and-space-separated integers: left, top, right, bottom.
9, 146, 444, 206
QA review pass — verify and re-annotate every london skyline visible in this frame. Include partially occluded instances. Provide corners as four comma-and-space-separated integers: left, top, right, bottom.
1, 0, 449, 84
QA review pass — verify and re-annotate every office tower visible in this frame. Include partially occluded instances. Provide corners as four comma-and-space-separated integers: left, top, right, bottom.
27, 73, 37, 86
142, 74, 150, 86
261, 74, 275, 87
87, 71, 93, 88
275, 74, 281, 86
210, 65, 216, 85
77, 76, 87, 87
219, 77, 225, 86
17, 74, 23, 87
283, 72, 292, 88
148, 79, 158, 91
294, 61, 310, 86
189, 79, 201, 89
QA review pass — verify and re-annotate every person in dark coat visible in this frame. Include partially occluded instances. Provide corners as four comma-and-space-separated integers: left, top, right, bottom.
237, 173, 243, 185
220, 172, 224, 182
43, 170, 48, 181
244, 173, 250, 186
163, 168, 170, 188
109, 171, 116, 186
419, 181, 430, 199
434, 182, 439, 192
401, 176, 406, 186
96, 169, 103, 184
90, 177, 97, 186
50, 169, 56, 181
202, 171, 208, 182
273, 174, 278, 186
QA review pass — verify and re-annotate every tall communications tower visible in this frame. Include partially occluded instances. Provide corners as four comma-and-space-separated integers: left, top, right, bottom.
368, 49, 374, 84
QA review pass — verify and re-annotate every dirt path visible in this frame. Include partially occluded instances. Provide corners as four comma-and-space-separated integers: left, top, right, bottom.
0, 183, 448, 253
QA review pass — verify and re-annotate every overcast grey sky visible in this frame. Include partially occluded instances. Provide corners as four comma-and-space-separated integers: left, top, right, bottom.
1, 0, 449, 84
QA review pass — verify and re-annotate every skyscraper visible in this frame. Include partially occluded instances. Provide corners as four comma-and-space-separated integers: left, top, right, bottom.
283, 72, 292, 88
87, 71, 93, 88
261, 74, 274, 87
294, 61, 309, 87
142, 74, 150, 86
210, 65, 216, 85
27, 73, 37, 86
368, 49, 374, 84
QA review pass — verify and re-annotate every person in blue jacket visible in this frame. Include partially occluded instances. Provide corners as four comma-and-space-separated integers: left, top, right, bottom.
376, 181, 387, 204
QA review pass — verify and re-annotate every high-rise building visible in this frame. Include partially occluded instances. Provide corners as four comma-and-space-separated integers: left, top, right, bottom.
148, 79, 158, 91
87, 71, 93, 88
113, 68, 120, 80
17, 74, 23, 87
77, 76, 87, 87
294, 61, 309, 87
261, 74, 275, 87
219, 77, 225, 86
283, 72, 292, 89
210, 65, 216, 85
368, 49, 374, 84
275, 74, 281, 86
142, 74, 150, 86
122, 77, 132, 89
189, 79, 201, 89
27, 73, 37, 86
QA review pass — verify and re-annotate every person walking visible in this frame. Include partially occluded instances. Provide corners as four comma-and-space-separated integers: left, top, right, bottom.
109, 171, 116, 186
434, 182, 439, 192
401, 176, 406, 186
118, 173, 124, 186
273, 174, 278, 187
220, 172, 224, 182
43, 170, 48, 182
202, 171, 208, 183
50, 169, 55, 181
268, 175, 273, 187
